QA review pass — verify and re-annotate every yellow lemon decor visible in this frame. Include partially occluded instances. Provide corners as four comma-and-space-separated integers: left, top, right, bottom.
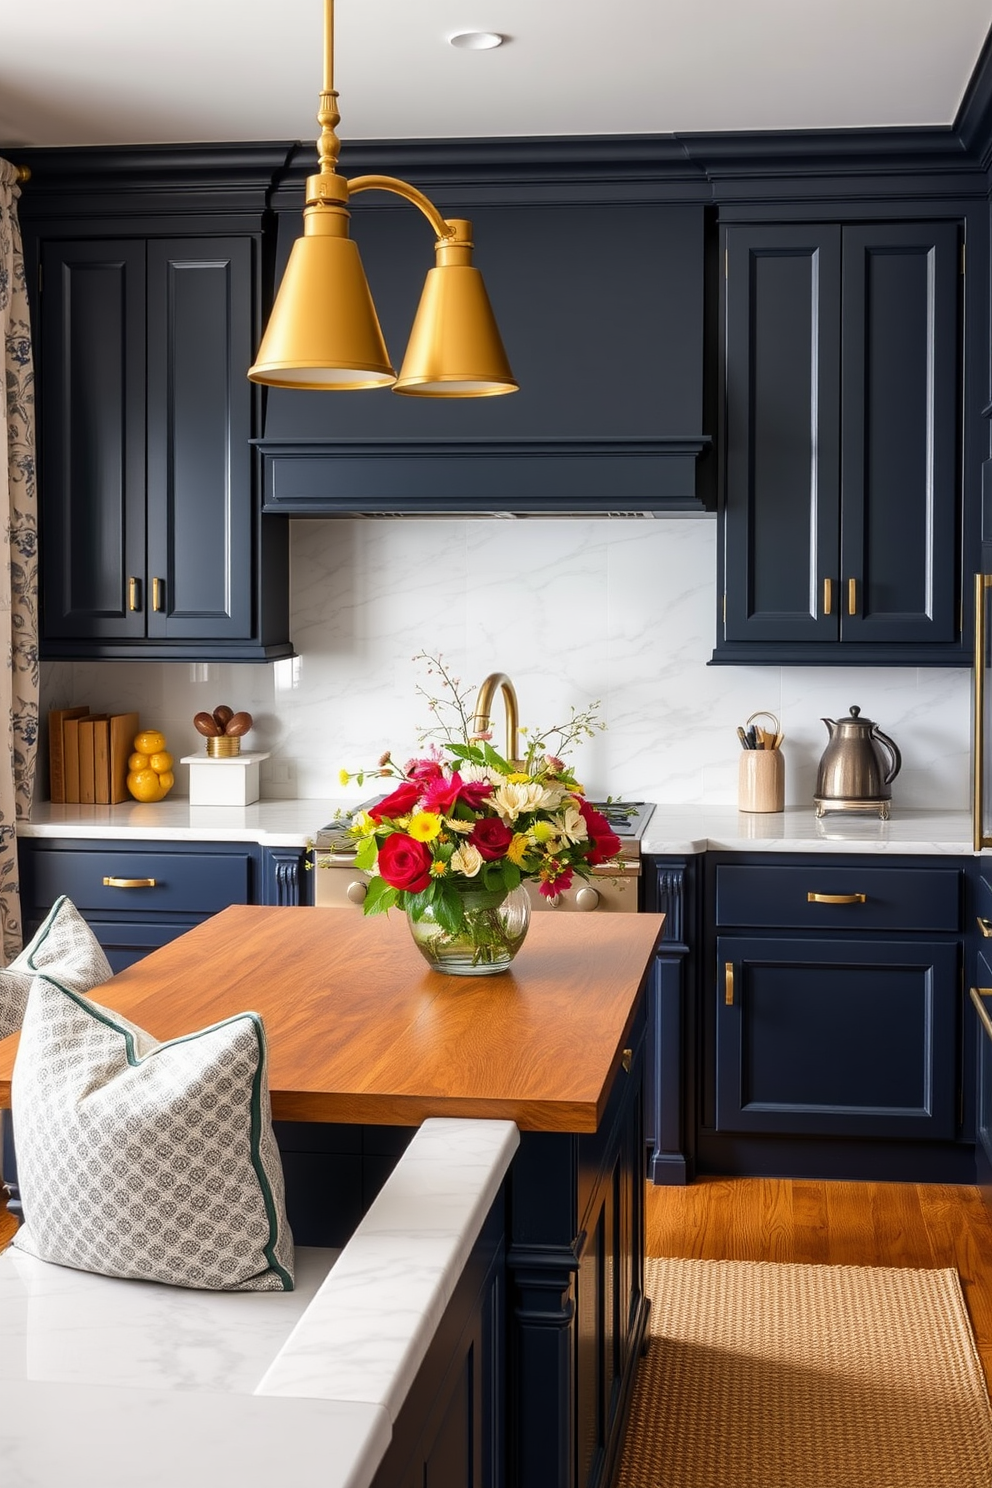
127, 730, 175, 803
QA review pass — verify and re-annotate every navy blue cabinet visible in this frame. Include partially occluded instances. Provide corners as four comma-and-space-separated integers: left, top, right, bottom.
38, 234, 290, 661
714, 220, 964, 666
17, 837, 310, 971
701, 853, 973, 1182
643, 857, 698, 1184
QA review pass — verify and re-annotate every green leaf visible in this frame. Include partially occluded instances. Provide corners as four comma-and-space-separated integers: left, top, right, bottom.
353, 836, 378, 871
362, 877, 397, 916
500, 861, 522, 891
432, 888, 464, 935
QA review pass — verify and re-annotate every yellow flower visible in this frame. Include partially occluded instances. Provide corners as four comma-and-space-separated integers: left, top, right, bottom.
531, 820, 556, 844
338, 768, 350, 786
507, 772, 531, 785
507, 832, 532, 867
430, 859, 447, 877
408, 811, 442, 842
351, 811, 378, 837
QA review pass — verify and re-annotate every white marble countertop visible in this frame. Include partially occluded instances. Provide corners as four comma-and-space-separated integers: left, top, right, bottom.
0, 1118, 519, 1488
17, 798, 978, 855
639, 805, 976, 856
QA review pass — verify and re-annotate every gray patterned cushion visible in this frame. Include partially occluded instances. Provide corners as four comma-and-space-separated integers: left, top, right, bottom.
11, 975, 295, 1291
0, 895, 112, 1041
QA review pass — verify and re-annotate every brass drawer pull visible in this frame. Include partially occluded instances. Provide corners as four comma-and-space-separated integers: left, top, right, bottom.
978, 917, 992, 938
823, 577, 833, 616
152, 577, 164, 612
621, 1047, 633, 1074
807, 892, 866, 905
725, 962, 734, 1006
102, 876, 157, 889
848, 577, 857, 615
970, 986, 992, 1042
128, 576, 141, 612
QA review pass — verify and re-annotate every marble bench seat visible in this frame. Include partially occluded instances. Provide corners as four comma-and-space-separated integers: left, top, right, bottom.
0, 1116, 518, 1488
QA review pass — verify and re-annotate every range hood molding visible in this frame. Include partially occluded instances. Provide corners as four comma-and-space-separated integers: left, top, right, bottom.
255, 436, 713, 518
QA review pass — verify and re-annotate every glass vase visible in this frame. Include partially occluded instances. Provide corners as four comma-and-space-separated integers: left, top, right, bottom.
407, 884, 531, 976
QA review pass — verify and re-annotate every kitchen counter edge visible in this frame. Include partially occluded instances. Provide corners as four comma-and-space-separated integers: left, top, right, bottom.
16, 801, 978, 855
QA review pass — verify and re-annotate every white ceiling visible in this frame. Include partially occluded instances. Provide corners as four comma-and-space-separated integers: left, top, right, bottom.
2, 1, 991, 151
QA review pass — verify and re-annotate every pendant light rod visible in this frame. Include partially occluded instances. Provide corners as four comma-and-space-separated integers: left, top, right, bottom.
316, 0, 341, 178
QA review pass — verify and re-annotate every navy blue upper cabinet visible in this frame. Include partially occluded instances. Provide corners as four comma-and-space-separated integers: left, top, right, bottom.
37, 232, 291, 662
714, 220, 964, 665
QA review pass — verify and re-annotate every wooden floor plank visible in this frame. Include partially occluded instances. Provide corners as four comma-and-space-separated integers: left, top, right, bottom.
646, 1176, 992, 1396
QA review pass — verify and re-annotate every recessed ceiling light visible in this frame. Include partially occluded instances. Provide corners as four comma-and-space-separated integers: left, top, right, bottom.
448, 31, 505, 50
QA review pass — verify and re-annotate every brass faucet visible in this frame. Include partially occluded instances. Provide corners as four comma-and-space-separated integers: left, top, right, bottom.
471, 672, 520, 766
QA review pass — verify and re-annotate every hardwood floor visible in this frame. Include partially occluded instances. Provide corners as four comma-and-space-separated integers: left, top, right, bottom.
646, 1176, 992, 1391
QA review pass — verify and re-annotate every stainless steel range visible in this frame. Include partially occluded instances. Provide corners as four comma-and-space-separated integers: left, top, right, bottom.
312, 799, 654, 914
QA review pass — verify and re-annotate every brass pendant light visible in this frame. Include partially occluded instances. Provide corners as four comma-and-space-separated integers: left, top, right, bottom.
248, 0, 517, 397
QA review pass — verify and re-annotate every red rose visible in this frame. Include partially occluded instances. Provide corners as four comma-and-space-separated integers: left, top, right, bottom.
574, 797, 621, 866
369, 782, 421, 821
377, 833, 433, 892
470, 816, 513, 860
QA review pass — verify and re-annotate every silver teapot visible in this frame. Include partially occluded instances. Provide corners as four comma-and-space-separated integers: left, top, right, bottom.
814, 706, 901, 819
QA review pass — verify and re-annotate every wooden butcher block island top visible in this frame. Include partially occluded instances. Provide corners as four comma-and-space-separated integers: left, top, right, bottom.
0, 905, 665, 1133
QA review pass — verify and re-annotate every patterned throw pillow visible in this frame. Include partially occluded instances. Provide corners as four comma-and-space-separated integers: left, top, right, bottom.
11, 975, 294, 1292
0, 895, 112, 1041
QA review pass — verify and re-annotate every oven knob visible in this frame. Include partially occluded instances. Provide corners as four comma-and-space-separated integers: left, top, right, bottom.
575, 886, 601, 912
346, 880, 368, 905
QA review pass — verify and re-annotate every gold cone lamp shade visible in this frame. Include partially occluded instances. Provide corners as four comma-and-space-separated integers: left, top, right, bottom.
394, 221, 518, 397
247, 0, 517, 397
248, 206, 395, 390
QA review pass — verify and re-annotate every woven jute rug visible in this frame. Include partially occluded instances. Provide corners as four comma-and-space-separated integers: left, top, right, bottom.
618, 1256, 992, 1488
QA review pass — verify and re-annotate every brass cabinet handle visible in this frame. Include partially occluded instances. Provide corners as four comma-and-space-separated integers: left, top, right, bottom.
823, 577, 833, 616
725, 962, 734, 1006
102, 876, 157, 889
970, 986, 992, 1042
128, 576, 141, 612
152, 577, 164, 612
621, 1047, 633, 1074
977, 917, 992, 938
848, 577, 857, 616
807, 891, 866, 905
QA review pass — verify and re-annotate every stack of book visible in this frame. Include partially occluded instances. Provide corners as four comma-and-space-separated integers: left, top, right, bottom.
48, 708, 140, 805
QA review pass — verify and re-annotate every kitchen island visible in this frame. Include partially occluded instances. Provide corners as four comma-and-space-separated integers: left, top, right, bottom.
0, 905, 665, 1488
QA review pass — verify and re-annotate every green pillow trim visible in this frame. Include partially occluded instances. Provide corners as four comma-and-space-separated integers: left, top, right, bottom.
32, 972, 294, 1292
23, 894, 86, 970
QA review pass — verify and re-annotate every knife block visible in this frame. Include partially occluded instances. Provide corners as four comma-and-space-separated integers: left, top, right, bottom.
738, 749, 784, 813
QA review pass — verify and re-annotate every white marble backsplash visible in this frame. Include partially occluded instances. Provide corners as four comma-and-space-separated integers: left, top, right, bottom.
40, 518, 973, 811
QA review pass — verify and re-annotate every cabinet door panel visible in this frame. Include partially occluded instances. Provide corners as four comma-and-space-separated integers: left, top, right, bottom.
146, 238, 253, 640
716, 935, 958, 1138
840, 223, 960, 643
723, 225, 841, 643
40, 240, 146, 640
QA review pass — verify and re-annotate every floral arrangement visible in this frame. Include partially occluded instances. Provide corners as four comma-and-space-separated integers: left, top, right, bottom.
338, 655, 622, 941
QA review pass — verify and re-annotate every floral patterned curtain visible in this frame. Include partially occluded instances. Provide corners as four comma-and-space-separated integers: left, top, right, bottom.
0, 160, 38, 962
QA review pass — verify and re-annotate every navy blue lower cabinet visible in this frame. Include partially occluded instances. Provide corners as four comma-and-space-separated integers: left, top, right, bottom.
643, 857, 698, 1184
17, 837, 260, 970
716, 935, 959, 1139
973, 945, 992, 1221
